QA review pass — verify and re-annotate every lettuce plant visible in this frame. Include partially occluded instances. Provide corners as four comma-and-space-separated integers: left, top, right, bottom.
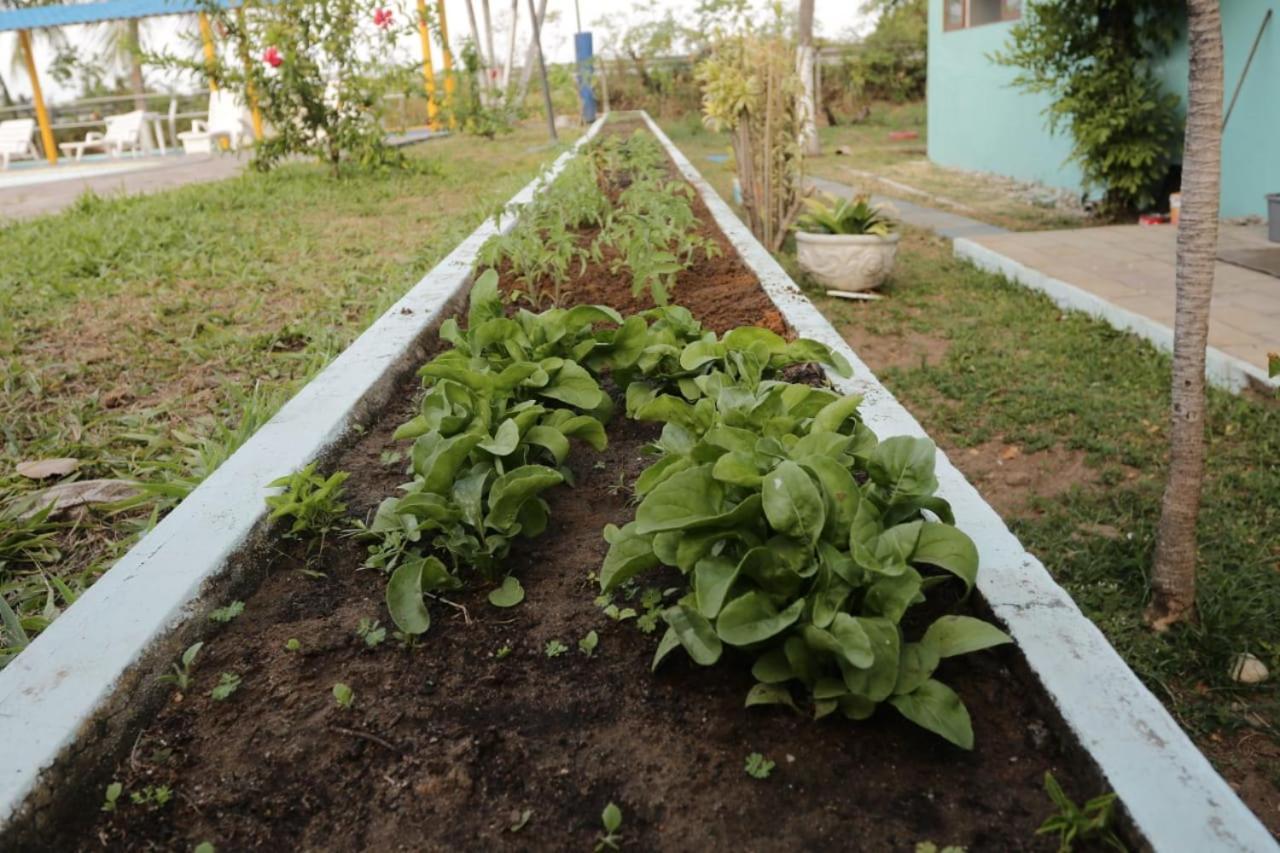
599, 329, 1010, 749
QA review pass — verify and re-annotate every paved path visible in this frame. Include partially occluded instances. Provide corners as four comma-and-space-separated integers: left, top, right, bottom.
0, 154, 248, 221
811, 174, 1277, 391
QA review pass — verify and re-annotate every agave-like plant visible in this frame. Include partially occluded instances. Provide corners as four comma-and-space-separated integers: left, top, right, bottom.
794, 193, 895, 237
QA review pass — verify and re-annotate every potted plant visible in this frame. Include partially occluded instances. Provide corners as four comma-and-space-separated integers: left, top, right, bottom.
793, 193, 899, 292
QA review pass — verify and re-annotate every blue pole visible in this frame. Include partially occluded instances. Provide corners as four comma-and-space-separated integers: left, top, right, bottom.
575, 31, 597, 123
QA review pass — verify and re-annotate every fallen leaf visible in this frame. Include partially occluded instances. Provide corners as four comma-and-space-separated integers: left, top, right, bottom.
1077, 523, 1123, 541
16, 458, 80, 479
999, 446, 1021, 461
16, 479, 141, 519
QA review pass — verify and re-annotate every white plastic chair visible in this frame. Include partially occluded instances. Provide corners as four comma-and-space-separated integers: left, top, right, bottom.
58, 111, 147, 161
0, 118, 37, 169
177, 90, 255, 154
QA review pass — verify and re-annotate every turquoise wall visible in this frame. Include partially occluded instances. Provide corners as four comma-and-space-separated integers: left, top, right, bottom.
927, 1, 1279, 218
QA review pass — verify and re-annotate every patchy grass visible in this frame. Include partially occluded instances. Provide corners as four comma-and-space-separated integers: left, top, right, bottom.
805, 226, 1280, 822
0, 125, 576, 658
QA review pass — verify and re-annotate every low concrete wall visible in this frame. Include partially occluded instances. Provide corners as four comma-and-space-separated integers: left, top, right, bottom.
643, 113, 1276, 853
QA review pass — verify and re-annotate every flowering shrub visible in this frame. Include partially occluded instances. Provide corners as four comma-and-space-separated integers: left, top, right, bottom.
183, 0, 420, 175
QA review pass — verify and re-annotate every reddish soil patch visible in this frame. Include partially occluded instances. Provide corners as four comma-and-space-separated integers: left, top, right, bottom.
842, 323, 951, 372
43, 123, 1112, 852
1202, 730, 1280, 837
952, 441, 1098, 519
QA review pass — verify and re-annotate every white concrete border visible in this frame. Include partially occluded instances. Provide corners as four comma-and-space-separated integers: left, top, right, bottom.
955, 236, 1278, 394
643, 112, 1276, 853
0, 116, 606, 831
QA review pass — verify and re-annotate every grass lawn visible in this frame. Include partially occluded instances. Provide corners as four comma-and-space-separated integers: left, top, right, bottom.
0, 125, 577, 657
661, 120, 1280, 827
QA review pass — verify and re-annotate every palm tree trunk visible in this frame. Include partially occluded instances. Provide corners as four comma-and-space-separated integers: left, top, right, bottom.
128, 19, 146, 111
1147, 0, 1224, 632
797, 0, 819, 156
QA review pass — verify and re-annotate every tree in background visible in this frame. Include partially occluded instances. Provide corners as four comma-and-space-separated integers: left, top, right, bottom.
995, 1, 1182, 218
797, 0, 819, 155
1148, 0, 1223, 631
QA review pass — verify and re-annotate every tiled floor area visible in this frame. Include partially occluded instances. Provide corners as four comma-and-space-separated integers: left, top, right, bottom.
969, 224, 1278, 374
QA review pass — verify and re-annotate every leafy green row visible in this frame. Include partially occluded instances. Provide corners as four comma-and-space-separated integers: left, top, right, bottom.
599, 326, 1011, 749
477, 130, 719, 308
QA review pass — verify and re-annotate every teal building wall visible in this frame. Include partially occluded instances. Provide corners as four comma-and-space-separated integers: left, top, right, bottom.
927, 1, 1278, 218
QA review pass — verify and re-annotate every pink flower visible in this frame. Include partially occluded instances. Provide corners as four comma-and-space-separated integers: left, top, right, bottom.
373, 8, 393, 28
262, 46, 283, 68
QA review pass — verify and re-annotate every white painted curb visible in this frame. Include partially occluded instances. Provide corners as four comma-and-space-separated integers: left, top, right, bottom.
955, 237, 1278, 394
643, 113, 1276, 853
0, 116, 607, 831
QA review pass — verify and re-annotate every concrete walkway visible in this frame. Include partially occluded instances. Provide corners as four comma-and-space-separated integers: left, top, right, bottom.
0, 154, 249, 221
811, 175, 1278, 393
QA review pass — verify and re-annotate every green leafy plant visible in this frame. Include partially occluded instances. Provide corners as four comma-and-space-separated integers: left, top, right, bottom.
210, 672, 242, 701
101, 782, 123, 813
600, 328, 1011, 749
993, 2, 1181, 216
544, 639, 568, 658
266, 464, 350, 541
157, 641, 204, 691
1036, 772, 1127, 852
285, 637, 302, 651
794, 193, 895, 237
579, 630, 599, 657
356, 618, 386, 648
130, 785, 173, 809
596, 802, 624, 852
488, 576, 525, 608
208, 601, 245, 624
333, 682, 355, 708
744, 752, 774, 779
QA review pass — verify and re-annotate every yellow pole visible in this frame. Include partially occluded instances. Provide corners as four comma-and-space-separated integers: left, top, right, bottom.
18, 30, 56, 166
436, 0, 456, 128
416, 0, 440, 129
198, 12, 219, 91
235, 8, 265, 139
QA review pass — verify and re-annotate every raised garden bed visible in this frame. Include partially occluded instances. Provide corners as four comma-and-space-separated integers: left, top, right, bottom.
0, 115, 1272, 853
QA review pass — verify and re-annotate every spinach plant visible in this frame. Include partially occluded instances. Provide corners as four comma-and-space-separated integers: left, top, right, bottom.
600, 328, 1011, 749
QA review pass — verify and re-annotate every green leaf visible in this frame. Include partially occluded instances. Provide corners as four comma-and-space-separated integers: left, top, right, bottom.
751, 647, 794, 683
716, 592, 804, 647
864, 567, 923, 623
485, 465, 564, 531
839, 616, 900, 702
602, 802, 623, 833
635, 464, 724, 534
478, 418, 520, 456
711, 450, 766, 487
912, 522, 979, 592
539, 360, 604, 409
803, 612, 874, 668
745, 682, 798, 711
694, 555, 739, 618
554, 415, 607, 451
811, 393, 864, 433
889, 679, 975, 750
386, 559, 432, 635
663, 605, 723, 665
488, 576, 525, 608
868, 436, 939, 501
599, 522, 659, 592
761, 461, 826, 545
414, 431, 485, 494
652, 626, 681, 671
525, 425, 571, 465
799, 455, 861, 536
468, 268, 504, 327
893, 639, 941, 695
922, 615, 1012, 658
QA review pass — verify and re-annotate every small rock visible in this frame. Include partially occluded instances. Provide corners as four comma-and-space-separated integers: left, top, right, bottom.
16, 458, 80, 479
1230, 653, 1269, 685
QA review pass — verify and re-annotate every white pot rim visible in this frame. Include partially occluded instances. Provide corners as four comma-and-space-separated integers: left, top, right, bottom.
794, 230, 901, 245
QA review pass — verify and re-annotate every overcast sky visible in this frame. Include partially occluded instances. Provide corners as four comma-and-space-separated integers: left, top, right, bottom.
1, 0, 875, 102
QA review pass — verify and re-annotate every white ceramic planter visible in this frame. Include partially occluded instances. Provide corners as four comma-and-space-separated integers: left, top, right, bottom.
795, 230, 900, 292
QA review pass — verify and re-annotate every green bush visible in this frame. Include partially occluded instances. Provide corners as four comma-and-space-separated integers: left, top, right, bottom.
994, 1, 1183, 217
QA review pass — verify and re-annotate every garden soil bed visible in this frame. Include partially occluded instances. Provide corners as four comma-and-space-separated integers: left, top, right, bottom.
47, 124, 1111, 852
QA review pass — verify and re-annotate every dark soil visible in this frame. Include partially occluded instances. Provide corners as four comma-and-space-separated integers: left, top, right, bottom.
52, 124, 1109, 852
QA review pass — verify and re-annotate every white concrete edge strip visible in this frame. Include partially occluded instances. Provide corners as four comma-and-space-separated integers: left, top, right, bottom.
0, 116, 607, 829
642, 112, 1276, 853
954, 236, 1278, 394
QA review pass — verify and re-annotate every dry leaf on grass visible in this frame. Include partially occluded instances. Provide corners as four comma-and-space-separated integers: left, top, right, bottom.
15, 458, 80, 479
16, 479, 141, 519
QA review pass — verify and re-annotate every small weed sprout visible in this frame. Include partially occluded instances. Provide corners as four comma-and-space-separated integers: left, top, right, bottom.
265, 464, 350, 544
285, 638, 301, 652
210, 672, 241, 701
333, 682, 355, 708
495, 644, 513, 659
194, 843, 217, 853
578, 631, 599, 657
1036, 772, 1126, 852
596, 802, 623, 852
544, 639, 568, 658
157, 642, 203, 691
744, 752, 775, 780
101, 782, 123, 812
130, 785, 173, 809
208, 601, 244, 623
356, 618, 387, 648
